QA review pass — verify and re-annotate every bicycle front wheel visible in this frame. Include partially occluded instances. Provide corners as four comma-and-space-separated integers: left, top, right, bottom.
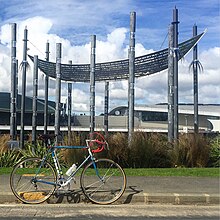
10, 157, 57, 204
80, 158, 126, 204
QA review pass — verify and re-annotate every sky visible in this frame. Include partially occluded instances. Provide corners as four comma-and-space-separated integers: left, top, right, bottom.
0, 0, 219, 114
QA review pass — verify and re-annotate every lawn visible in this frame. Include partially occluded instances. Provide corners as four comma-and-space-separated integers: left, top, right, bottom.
124, 168, 220, 177
0, 167, 219, 177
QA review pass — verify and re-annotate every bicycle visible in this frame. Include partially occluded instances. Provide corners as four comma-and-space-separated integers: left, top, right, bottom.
10, 132, 126, 205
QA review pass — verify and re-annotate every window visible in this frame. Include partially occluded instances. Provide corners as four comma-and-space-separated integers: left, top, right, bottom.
141, 111, 168, 122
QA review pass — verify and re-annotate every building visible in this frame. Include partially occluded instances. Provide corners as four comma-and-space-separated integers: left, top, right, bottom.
0, 92, 219, 133
108, 104, 220, 133
0, 92, 55, 132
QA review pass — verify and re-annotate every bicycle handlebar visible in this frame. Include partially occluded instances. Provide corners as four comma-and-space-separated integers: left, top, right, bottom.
86, 139, 107, 153
87, 132, 108, 153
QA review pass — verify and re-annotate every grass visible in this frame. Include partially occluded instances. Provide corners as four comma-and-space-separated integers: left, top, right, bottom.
0, 167, 219, 177
124, 168, 220, 177
0, 167, 13, 174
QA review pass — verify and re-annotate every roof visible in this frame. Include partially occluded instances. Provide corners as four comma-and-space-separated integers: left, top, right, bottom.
0, 92, 55, 113
110, 104, 220, 117
28, 32, 205, 82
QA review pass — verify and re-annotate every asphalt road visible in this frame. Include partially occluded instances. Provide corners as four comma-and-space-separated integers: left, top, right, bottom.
0, 217, 219, 220
0, 204, 219, 219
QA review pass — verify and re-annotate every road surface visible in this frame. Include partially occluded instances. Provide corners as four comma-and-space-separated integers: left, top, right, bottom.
0, 203, 219, 219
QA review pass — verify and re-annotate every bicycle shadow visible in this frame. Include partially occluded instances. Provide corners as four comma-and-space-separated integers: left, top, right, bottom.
47, 189, 88, 204
123, 185, 143, 204
47, 185, 143, 204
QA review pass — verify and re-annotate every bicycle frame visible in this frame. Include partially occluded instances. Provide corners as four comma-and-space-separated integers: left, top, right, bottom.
34, 144, 100, 188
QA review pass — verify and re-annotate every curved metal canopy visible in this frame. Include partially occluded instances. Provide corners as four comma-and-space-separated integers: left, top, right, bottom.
28, 32, 205, 82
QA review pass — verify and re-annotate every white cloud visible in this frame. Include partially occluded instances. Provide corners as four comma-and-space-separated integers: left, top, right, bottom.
0, 45, 11, 91
200, 47, 220, 70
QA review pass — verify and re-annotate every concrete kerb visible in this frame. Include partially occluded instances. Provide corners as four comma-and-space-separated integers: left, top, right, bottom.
121, 192, 220, 205
0, 191, 219, 205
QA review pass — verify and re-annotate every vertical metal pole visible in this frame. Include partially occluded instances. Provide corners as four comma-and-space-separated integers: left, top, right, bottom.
128, 11, 136, 143
55, 43, 62, 144
15, 59, 18, 137
168, 24, 174, 142
90, 35, 96, 134
20, 27, 28, 148
104, 81, 109, 135
10, 23, 17, 140
44, 41, 49, 135
68, 60, 72, 145
16, 60, 18, 98
172, 7, 179, 141
32, 55, 38, 145
193, 24, 199, 134
127, 48, 130, 130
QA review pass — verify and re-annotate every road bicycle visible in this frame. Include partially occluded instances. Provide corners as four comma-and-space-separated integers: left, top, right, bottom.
10, 132, 126, 205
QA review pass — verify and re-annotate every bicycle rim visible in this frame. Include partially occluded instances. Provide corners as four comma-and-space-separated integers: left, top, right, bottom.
10, 157, 57, 204
80, 158, 126, 204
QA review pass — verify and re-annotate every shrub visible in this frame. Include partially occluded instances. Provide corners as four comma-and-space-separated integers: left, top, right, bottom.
172, 134, 210, 167
0, 134, 23, 167
208, 136, 220, 167
129, 132, 172, 168
0, 134, 67, 167
21, 142, 61, 166
1, 132, 218, 168
61, 132, 88, 166
0, 150, 24, 167
0, 134, 11, 153
105, 132, 172, 168
106, 133, 129, 167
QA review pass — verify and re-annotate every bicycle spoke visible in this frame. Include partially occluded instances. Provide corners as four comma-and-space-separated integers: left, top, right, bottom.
81, 158, 126, 204
10, 158, 57, 204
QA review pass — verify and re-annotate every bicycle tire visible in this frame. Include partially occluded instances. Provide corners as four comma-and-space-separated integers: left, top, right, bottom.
80, 158, 126, 204
10, 157, 57, 204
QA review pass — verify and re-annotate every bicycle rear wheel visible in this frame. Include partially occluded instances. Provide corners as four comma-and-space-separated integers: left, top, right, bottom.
80, 158, 126, 204
10, 157, 57, 204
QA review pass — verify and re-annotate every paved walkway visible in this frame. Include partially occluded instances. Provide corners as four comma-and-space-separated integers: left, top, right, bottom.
0, 175, 219, 204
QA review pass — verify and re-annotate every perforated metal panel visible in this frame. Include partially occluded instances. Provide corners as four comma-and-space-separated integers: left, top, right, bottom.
28, 32, 204, 82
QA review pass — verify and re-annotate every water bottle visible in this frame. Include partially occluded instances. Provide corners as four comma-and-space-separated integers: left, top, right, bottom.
66, 163, 77, 176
